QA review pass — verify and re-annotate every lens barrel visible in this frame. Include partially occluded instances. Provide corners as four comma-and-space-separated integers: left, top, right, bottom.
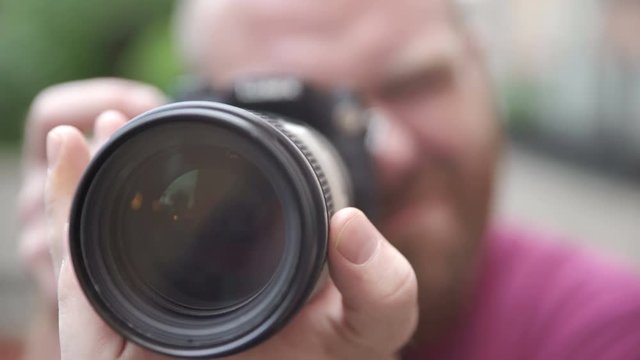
69, 101, 351, 358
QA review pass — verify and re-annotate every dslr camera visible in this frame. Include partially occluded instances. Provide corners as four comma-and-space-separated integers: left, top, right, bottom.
69, 76, 376, 358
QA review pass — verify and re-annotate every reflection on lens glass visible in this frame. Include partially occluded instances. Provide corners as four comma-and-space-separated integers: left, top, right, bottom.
113, 144, 285, 312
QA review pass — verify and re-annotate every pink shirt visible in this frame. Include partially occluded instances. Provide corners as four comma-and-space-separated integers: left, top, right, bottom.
409, 224, 640, 359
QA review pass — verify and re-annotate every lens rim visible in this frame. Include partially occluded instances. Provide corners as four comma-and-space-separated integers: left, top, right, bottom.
69, 102, 329, 358
91, 122, 289, 316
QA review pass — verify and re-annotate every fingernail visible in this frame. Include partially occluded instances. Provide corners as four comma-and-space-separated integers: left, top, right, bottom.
337, 211, 380, 265
96, 109, 118, 122
46, 130, 62, 169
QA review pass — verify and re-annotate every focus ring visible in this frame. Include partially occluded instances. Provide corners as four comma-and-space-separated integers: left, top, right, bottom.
255, 113, 335, 217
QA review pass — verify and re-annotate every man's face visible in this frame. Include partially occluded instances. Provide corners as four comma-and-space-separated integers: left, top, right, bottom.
178, 0, 501, 340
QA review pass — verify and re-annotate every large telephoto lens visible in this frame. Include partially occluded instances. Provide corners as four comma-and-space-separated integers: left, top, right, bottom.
69, 101, 352, 358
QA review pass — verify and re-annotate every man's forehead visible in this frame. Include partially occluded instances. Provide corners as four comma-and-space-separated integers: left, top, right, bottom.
180, 0, 458, 87
220, 0, 454, 23
237, 0, 448, 26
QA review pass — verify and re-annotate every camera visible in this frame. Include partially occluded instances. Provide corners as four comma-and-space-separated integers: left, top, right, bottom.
69, 77, 376, 358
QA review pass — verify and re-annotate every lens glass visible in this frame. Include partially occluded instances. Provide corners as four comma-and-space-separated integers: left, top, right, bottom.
98, 122, 285, 313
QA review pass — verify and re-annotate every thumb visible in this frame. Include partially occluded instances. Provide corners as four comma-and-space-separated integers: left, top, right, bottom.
328, 208, 419, 354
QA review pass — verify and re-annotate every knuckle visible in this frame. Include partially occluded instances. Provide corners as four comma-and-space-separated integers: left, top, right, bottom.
28, 85, 66, 128
377, 260, 418, 309
17, 172, 46, 225
382, 268, 419, 344
17, 192, 40, 226
18, 227, 48, 271
337, 252, 419, 352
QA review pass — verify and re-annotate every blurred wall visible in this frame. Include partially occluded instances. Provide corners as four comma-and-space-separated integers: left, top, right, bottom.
476, 0, 640, 175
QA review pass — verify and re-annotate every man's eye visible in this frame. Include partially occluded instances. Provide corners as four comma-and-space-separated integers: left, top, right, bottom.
380, 65, 454, 101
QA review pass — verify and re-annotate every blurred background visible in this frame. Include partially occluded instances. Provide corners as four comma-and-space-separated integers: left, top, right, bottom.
0, 0, 638, 347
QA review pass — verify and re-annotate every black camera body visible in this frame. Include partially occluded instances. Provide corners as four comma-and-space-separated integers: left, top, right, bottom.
69, 77, 376, 358
181, 76, 377, 217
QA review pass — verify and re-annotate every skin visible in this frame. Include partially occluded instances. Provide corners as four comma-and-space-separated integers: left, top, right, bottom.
18, 0, 501, 358
177, 0, 500, 343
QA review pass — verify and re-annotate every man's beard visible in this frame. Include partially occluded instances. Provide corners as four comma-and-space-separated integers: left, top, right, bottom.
377, 159, 489, 345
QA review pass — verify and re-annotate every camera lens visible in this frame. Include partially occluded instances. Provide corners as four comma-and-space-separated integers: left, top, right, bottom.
70, 102, 351, 358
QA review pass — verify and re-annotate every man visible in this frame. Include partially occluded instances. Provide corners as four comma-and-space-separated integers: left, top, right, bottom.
18, 0, 640, 359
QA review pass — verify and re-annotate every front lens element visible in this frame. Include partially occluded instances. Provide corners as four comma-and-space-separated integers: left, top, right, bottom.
114, 143, 284, 313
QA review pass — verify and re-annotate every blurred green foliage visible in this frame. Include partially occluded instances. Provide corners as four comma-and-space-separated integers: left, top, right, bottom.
0, 0, 181, 146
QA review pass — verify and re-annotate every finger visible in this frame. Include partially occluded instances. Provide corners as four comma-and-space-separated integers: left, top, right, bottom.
16, 169, 54, 302
92, 110, 128, 153
17, 167, 47, 226
57, 256, 127, 359
45, 126, 90, 276
25, 78, 165, 166
328, 208, 419, 354
18, 223, 57, 305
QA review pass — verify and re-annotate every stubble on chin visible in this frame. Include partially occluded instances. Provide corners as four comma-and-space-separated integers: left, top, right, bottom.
377, 164, 483, 345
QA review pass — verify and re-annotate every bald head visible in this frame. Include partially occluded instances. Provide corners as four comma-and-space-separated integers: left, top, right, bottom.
175, 0, 459, 89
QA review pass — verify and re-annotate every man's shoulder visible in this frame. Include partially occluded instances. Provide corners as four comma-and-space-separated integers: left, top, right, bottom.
473, 223, 640, 359
486, 223, 640, 302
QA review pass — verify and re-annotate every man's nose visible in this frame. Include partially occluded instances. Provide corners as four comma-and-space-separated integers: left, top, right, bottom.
368, 111, 421, 189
